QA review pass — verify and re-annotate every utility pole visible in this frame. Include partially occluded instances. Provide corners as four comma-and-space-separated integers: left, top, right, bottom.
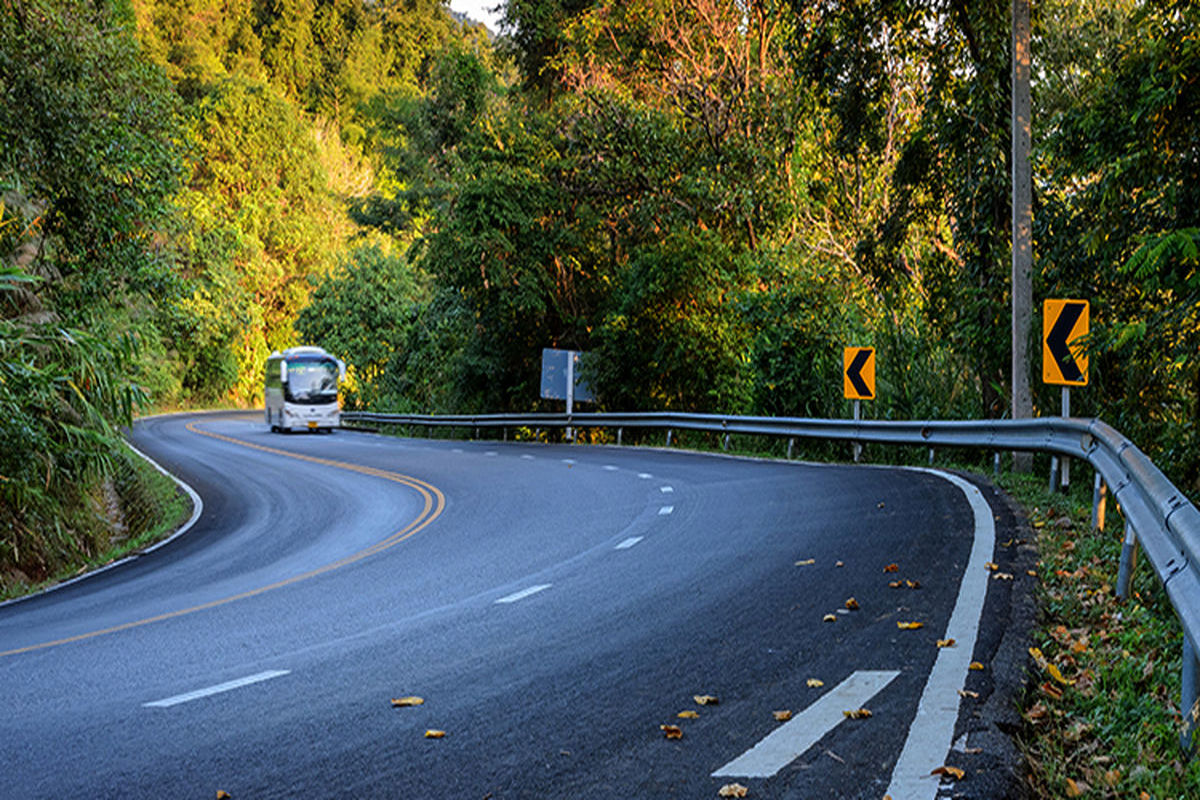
1011, 0, 1033, 472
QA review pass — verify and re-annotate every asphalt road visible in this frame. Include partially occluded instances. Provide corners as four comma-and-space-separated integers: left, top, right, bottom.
0, 411, 1033, 799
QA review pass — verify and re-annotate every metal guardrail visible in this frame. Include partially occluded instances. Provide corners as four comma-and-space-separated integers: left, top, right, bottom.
342, 409, 1200, 748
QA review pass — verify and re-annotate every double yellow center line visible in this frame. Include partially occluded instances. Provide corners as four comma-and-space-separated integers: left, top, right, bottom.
0, 422, 445, 658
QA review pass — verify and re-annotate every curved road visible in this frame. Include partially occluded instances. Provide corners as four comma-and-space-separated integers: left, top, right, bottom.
0, 411, 1031, 799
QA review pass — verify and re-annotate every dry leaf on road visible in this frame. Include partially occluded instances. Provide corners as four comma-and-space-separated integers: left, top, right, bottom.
795, 558, 815, 566
932, 765, 965, 780
391, 696, 425, 707
897, 621, 924, 630
677, 710, 699, 719
660, 725, 683, 739
424, 730, 445, 739
806, 678, 824, 688
883, 563, 898, 572
823, 614, 837, 623
937, 638, 956, 648
693, 695, 719, 706
844, 597, 859, 610
718, 783, 748, 798
773, 710, 792, 721
969, 661, 985, 671
842, 708, 872, 719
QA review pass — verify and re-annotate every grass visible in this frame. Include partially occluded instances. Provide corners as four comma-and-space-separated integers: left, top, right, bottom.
997, 470, 1200, 799
0, 442, 191, 602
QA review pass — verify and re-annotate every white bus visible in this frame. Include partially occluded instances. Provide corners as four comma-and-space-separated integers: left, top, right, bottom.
264, 346, 345, 433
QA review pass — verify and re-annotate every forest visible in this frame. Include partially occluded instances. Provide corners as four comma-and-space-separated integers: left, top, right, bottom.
1, 0, 1198, 588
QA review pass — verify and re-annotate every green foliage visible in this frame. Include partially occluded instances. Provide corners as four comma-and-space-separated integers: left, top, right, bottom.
0, 0, 183, 311
295, 241, 430, 408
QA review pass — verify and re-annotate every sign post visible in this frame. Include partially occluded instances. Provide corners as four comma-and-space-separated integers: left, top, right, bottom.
541, 348, 594, 441
1042, 299, 1089, 490
843, 347, 875, 463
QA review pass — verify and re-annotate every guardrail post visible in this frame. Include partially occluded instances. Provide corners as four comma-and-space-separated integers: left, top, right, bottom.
1091, 473, 1107, 531
928, 448, 935, 465
1183, 636, 1199, 752
503, 427, 508, 442
994, 452, 1001, 476
1116, 519, 1139, 600
666, 429, 673, 447
787, 438, 795, 460
617, 428, 623, 446
1049, 456, 1061, 493
723, 434, 730, 451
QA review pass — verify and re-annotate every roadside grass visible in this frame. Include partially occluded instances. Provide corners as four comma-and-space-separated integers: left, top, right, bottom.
997, 470, 1200, 799
1, 443, 190, 602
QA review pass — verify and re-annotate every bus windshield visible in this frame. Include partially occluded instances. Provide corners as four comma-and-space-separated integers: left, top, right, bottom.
285, 359, 339, 405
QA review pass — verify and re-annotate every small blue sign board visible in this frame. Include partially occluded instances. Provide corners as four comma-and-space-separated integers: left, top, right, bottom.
540, 348, 595, 403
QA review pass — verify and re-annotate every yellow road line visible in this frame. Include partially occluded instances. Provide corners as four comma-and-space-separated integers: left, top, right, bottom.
0, 421, 445, 658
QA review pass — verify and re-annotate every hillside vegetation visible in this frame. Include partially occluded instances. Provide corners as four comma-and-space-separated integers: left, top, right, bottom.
1, 0, 1197, 593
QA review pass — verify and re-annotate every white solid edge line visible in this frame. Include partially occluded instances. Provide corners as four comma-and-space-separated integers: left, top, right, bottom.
144, 669, 291, 708
614, 536, 644, 550
884, 468, 996, 799
0, 440, 204, 610
495, 584, 553, 604
712, 670, 901, 778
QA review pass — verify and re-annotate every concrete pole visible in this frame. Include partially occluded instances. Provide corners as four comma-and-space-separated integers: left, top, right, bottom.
1011, 0, 1034, 473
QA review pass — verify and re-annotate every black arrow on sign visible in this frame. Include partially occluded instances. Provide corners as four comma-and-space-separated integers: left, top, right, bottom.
1046, 301, 1086, 383
846, 349, 873, 398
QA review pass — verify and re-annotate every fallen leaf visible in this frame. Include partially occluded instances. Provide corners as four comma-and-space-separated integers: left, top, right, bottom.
958, 689, 979, 699
963, 747, 983, 754
937, 638, 956, 648
993, 572, 1014, 581
1025, 703, 1048, 721
795, 558, 816, 566
660, 724, 683, 740
694, 695, 720, 706
717, 783, 748, 798
391, 696, 425, 707
424, 730, 445, 739
905, 579, 921, 589
985, 562, 999, 571
884, 563, 899, 573
836, 561, 845, 567
677, 710, 699, 719
1046, 662, 1075, 686
773, 710, 792, 721
1040, 682, 1064, 701
1065, 778, 1085, 797
823, 614, 837, 623
217, 793, 231, 800
806, 678, 824, 688
1027, 570, 1038, 577
842, 708, 872, 719
969, 662, 985, 671
845, 597, 860, 610
888, 580, 902, 588
932, 765, 965, 780
1103, 769, 1121, 786
897, 621, 924, 630
877, 502, 886, 508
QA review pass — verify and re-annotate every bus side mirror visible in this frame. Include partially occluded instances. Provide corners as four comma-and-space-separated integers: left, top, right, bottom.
280, 361, 288, 384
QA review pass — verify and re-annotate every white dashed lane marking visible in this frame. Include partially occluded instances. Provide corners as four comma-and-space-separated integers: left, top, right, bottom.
614, 537, 644, 550
658, 506, 674, 515
144, 670, 291, 709
660, 486, 674, 493
495, 585, 552, 604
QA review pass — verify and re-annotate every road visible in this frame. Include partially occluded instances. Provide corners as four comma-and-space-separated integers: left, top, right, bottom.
0, 411, 1033, 799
